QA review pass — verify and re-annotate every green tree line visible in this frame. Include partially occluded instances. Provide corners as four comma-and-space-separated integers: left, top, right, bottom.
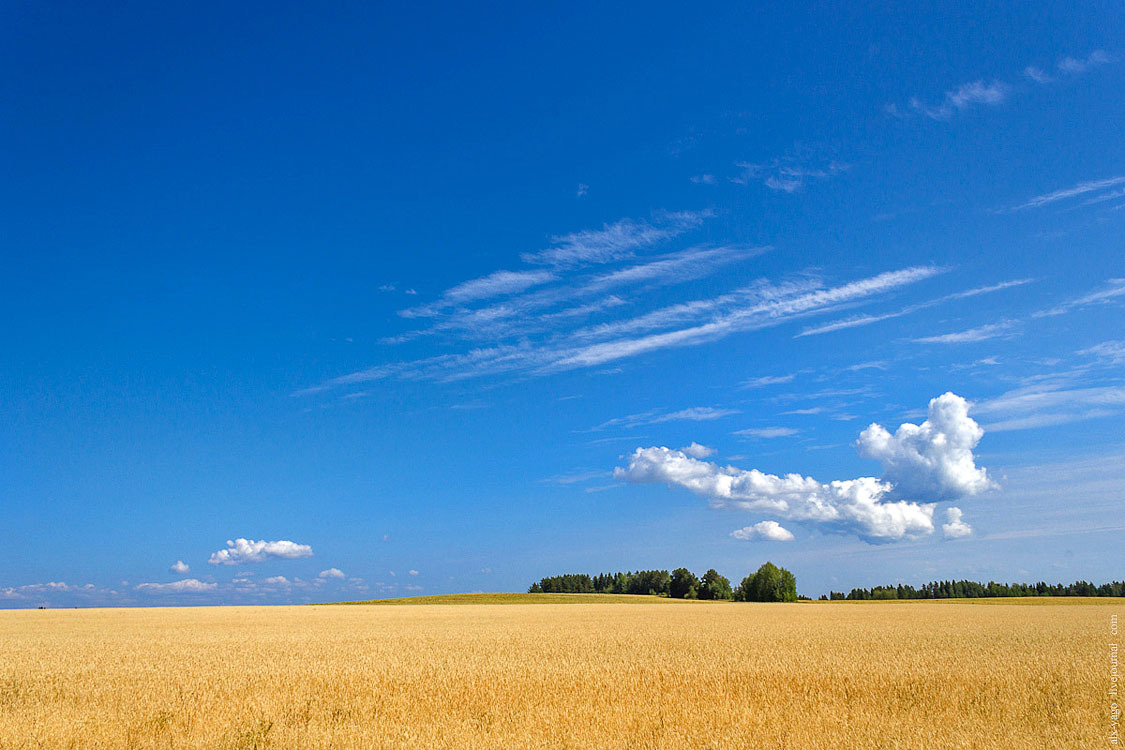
528, 562, 798, 602
822, 579, 1125, 600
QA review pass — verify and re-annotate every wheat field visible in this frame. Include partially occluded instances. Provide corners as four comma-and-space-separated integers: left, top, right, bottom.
0, 599, 1117, 748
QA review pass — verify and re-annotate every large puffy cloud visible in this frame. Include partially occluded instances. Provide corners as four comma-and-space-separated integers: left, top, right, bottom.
857, 392, 995, 500
614, 392, 991, 543
207, 538, 313, 566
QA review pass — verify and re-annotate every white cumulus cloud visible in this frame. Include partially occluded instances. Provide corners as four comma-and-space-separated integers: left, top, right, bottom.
615, 392, 992, 543
731, 521, 795, 542
169, 560, 190, 574
856, 392, 996, 501
942, 507, 973, 538
318, 568, 346, 579
207, 538, 313, 566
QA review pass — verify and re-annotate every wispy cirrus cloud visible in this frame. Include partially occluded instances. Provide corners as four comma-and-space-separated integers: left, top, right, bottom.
1007, 176, 1125, 211
298, 263, 944, 393
1023, 66, 1054, 84
910, 80, 1008, 120
294, 198, 944, 395
1056, 49, 1114, 75
390, 244, 766, 344
976, 382, 1125, 432
587, 406, 739, 432
548, 267, 944, 371
894, 50, 1114, 123
733, 426, 799, 438
732, 157, 848, 193
1081, 340, 1125, 365
521, 210, 709, 266
798, 279, 1031, 338
442, 270, 558, 305
1033, 279, 1125, 317
914, 321, 1017, 344
740, 373, 797, 389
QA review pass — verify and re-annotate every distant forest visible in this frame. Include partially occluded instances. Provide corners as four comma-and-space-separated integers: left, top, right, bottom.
530, 568, 1125, 602
825, 579, 1125, 600
529, 562, 798, 602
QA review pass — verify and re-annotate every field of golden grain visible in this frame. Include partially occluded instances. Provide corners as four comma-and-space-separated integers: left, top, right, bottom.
0, 598, 1117, 748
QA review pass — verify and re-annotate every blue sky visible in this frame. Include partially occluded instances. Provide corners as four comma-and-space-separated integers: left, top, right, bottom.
2, 2, 1123, 606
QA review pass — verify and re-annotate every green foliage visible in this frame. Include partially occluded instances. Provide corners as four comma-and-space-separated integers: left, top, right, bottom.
669, 568, 700, 599
734, 562, 798, 602
698, 569, 733, 600
531, 570, 671, 597
529, 562, 807, 603
828, 579, 1125, 601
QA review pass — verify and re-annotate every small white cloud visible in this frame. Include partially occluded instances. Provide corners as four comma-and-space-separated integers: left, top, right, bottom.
1024, 66, 1053, 84
207, 539, 313, 566
378, 284, 396, 292
135, 579, 217, 594
942, 507, 973, 538
318, 568, 346, 579
264, 576, 290, 586
680, 442, 716, 459
408, 570, 419, 576
734, 427, 799, 439
731, 521, 795, 542
690, 174, 717, 185
169, 560, 190, 574
576, 183, 589, 197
